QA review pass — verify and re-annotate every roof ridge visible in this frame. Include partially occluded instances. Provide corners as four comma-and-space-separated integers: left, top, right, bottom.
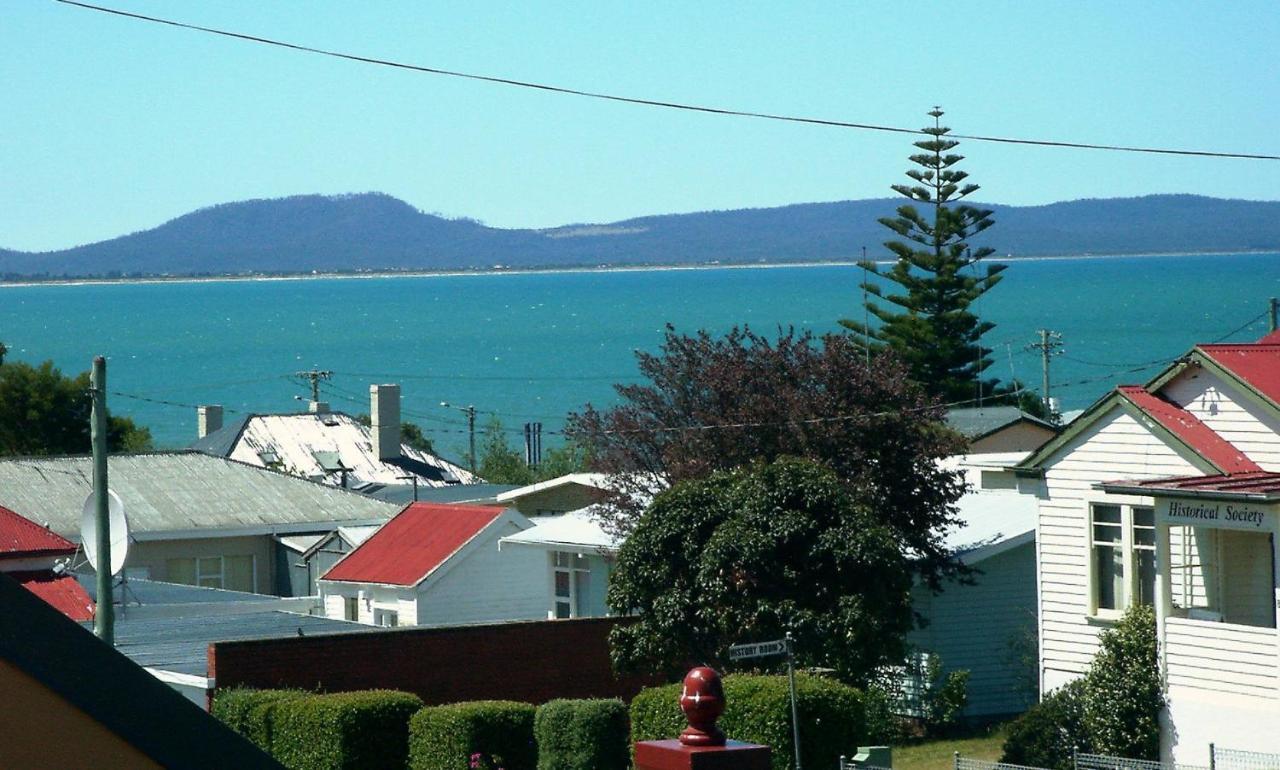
1116, 386, 1261, 474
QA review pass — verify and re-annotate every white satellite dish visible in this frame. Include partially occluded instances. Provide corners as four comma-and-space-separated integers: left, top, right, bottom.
80, 490, 129, 577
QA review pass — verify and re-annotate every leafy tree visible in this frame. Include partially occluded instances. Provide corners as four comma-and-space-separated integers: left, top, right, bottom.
607, 457, 914, 684
355, 413, 435, 454
568, 325, 966, 589
475, 417, 590, 485
840, 108, 1016, 406
0, 359, 153, 455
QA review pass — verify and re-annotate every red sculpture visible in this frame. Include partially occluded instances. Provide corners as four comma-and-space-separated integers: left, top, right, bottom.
678, 666, 727, 747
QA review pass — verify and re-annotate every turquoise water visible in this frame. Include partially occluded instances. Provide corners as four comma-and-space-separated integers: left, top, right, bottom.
1, 253, 1277, 452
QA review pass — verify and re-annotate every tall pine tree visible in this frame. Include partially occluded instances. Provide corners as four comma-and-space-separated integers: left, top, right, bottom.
841, 108, 1013, 406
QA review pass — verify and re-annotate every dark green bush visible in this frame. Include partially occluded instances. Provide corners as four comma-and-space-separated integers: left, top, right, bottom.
272, 689, 424, 770
211, 687, 309, 754
1001, 679, 1089, 770
409, 700, 536, 770
630, 673, 868, 770
534, 699, 629, 770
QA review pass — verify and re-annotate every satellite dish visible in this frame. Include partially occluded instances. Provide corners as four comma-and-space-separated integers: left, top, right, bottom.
80, 490, 129, 577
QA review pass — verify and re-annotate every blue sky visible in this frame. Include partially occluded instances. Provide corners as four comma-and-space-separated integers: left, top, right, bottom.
3, 1, 1278, 252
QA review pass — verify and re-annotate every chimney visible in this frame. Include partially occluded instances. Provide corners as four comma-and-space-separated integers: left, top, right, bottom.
308, 401, 331, 414
197, 405, 224, 439
370, 384, 401, 461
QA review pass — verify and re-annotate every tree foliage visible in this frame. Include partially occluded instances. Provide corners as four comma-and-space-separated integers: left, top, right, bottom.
477, 417, 590, 486
568, 325, 966, 588
840, 108, 1018, 406
608, 458, 915, 684
0, 358, 153, 456
354, 413, 435, 454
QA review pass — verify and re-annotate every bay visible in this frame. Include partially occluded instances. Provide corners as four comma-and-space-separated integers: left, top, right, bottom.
1, 252, 1277, 453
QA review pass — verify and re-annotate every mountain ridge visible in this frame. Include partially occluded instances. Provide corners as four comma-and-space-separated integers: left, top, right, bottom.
3, 192, 1279, 278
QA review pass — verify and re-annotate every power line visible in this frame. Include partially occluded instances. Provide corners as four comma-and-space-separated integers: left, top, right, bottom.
54, 0, 1280, 163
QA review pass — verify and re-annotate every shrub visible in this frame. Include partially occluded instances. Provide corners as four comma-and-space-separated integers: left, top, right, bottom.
630, 673, 869, 770
210, 687, 309, 754
1082, 604, 1163, 759
272, 689, 424, 770
534, 699, 629, 770
1001, 679, 1089, 770
409, 700, 536, 770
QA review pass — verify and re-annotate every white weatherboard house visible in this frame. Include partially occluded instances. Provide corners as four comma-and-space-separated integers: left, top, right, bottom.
1014, 331, 1280, 763
319, 502, 546, 627
499, 505, 621, 620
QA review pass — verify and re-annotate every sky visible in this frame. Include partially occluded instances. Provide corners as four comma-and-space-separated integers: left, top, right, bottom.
3, 1, 1278, 252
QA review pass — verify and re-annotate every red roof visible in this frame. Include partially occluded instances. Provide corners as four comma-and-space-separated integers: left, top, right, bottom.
1117, 385, 1261, 474
1197, 343, 1280, 406
1256, 330, 1280, 345
12, 571, 95, 622
1101, 471, 1280, 499
322, 503, 505, 586
0, 504, 76, 558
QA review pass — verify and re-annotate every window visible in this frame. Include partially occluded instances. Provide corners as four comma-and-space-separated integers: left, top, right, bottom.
551, 551, 590, 619
165, 555, 255, 592
1089, 504, 1155, 615
374, 609, 398, 627
1170, 526, 1276, 628
344, 596, 359, 622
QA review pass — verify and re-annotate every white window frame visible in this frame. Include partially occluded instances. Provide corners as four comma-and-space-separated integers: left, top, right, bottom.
1088, 502, 1155, 618
373, 608, 398, 627
344, 596, 360, 622
551, 551, 590, 619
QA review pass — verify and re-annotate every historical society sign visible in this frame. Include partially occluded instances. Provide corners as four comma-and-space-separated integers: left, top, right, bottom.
1157, 497, 1273, 530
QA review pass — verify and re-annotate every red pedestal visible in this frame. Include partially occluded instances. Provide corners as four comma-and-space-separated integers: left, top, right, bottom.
634, 739, 772, 770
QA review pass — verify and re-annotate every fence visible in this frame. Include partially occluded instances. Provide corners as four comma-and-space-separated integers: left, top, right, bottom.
1212, 746, 1280, 770
839, 744, 1279, 770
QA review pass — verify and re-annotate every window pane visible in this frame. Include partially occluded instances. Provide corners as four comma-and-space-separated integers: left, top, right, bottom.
1096, 545, 1123, 610
1093, 523, 1122, 543
554, 570, 570, 598
345, 597, 358, 621
1134, 527, 1156, 547
1133, 507, 1155, 527
224, 556, 255, 593
1136, 550, 1156, 606
198, 557, 222, 578
554, 552, 570, 568
166, 558, 197, 586
1093, 505, 1122, 524
574, 570, 590, 617
554, 601, 571, 619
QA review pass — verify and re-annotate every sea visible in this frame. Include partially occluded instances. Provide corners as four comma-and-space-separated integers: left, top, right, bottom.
1, 252, 1277, 453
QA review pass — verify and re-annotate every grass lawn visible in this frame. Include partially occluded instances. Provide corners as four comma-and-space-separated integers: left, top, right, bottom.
893, 724, 1009, 770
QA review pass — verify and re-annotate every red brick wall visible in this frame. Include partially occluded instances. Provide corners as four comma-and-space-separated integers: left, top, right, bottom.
209, 617, 665, 705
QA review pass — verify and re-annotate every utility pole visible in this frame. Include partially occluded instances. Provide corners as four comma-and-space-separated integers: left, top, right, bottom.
1027, 330, 1063, 418
1270, 297, 1278, 333
441, 402, 478, 475
295, 369, 332, 403
90, 356, 113, 645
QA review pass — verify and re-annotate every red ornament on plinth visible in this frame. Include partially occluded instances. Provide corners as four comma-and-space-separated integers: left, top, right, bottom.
634, 666, 771, 770
678, 666, 726, 746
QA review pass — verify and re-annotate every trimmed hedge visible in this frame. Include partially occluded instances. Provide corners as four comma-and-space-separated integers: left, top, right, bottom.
631, 673, 868, 770
534, 699, 629, 770
211, 687, 310, 754
409, 700, 537, 770
271, 689, 424, 770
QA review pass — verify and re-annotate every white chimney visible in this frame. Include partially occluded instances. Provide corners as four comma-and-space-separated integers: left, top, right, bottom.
370, 384, 401, 461
197, 405, 224, 439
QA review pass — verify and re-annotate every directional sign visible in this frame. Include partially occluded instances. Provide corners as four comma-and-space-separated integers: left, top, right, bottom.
728, 639, 787, 661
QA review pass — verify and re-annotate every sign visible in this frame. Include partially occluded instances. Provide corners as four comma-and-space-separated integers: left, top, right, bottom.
728, 639, 787, 661
1157, 497, 1273, 531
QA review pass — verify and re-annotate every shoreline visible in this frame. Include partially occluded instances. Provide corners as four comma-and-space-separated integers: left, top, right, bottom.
0, 249, 1273, 289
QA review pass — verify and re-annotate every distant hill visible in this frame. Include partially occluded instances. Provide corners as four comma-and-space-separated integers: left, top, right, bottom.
3, 192, 1279, 278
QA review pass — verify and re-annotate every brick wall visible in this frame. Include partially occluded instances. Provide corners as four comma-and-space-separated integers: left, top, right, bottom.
209, 616, 664, 705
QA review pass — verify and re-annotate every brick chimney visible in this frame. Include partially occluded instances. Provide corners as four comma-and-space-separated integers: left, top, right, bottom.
197, 405, 223, 439
370, 384, 401, 461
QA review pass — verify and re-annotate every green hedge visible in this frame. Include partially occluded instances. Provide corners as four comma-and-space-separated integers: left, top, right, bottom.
271, 689, 424, 770
534, 699, 629, 770
211, 687, 310, 754
631, 674, 868, 770
409, 700, 537, 770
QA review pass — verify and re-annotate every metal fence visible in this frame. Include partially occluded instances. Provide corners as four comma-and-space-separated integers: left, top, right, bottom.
954, 756, 1048, 770
1212, 746, 1280, 770
1077, 752, 1207, 770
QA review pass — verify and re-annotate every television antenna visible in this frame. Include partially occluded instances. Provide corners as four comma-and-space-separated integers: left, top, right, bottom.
80, 489, 130, 577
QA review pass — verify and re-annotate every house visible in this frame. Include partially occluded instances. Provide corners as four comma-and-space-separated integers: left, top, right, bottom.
946, 406, 1060, 454
0, 503, 94, 622
0, 572, 278, 767
499, 505, 621, 619
0, 451, 398, 596
276, 525, 379, 597
908, 452, 1039, 719
494, 473, 611, 516
1014, 332, 1280, 762
190, 383, 476, 490
319, 502, 546, 627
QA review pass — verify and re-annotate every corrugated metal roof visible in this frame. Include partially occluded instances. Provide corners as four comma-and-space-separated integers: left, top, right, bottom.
0, 452, 398, 539
1117, 385, 1261, 474
495, 473, 609, 503
945, 407, 1057, 440
499, 506, 620, 553
188, 414, 251, 458
14, 571, 95, 621
1198, 343, 1280, 407
322, 503, 509, 586
353, 482, 520, 506
0, 503, 77, 557
1100, 471, 1280, 500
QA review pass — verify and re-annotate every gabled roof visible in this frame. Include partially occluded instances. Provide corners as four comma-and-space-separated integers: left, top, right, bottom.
494, 473, 609, 503
1115, 386, 1260, 474
499, 506, 621, 554
1195, 343, 1280, 408
11, 571, 94, 622
0, 504, 76, 558
945, 406, 1058, 442
321, 503, 507, 587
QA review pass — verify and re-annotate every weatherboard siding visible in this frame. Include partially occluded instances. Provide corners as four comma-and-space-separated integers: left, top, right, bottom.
1036, 407, 1200, 690
1163, 370, 1280, 470
909, 541, 1038, 717
415, 522, 546, 627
